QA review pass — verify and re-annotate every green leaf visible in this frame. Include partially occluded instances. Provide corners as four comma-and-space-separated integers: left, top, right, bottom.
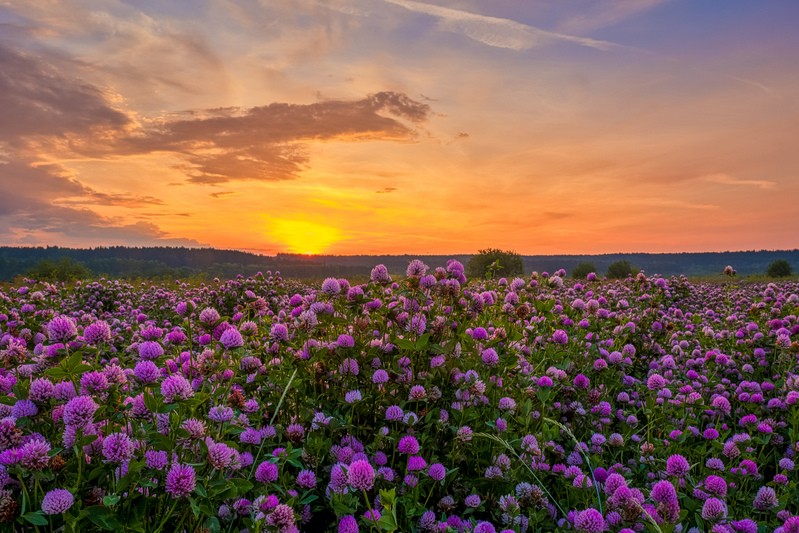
143, 392, 160, 413
86, 506, 123, 530
22, 512, 49, 526
102, 494, 120, 507
415, 333, 431, 349
394, 337, 415, 350
194, 484, 207, 498
229, 478, 254, 497
205, 517, 221, 533
377, 512, 398, 532
44, 367, 68, 380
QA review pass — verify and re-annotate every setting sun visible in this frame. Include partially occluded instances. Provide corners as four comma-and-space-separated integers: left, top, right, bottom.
269, 218, 344, 255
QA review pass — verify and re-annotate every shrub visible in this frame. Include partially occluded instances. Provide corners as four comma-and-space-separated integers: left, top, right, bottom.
766, 259, 793, 278
571, 261, 597, 279
26, 257, 92, 282
606, 259, 636, 279
466, 248, 523, 279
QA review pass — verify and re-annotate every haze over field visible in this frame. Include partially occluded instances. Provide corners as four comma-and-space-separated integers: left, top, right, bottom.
1, 1, 798, 255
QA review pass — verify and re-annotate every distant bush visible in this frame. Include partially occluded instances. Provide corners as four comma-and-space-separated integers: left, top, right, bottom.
26, 257, 91, 282
606, 260, 636, 279
571, 261, 597, 279
467, 248, 523, 279
766, 259, 793, 278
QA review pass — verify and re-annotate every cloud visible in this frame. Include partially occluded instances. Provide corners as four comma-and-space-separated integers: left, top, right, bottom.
0, 160, 200, 247
376, 187, 397, 194
383, 0, 618, 51
97, 91, 434, 183
704, 173, 776, 190
0, 43, 131, 146
555, 0, 670, 34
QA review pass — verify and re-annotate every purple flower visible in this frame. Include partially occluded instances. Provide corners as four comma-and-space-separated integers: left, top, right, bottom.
11, 399, 37, 419
407, 455, 427, 471
296, 469, 317, 489
47, 316, 77, 343
145, 450, 168, 470
80, 371, 109, 395
753, 486, 778, 511
28, 378, 55, 402
372, 370, 389, 384
207, 441, 235, 469
208, 405, 234, 423
428, 463, 446, 481
63, 395, 98, 428
19, 437, 51, 470
481, 348, 499, 366
199, 307, 220, 326
322, 277, 342, 295
339, 515, 359, 533
41, 489, 74, 514
398, 435, 420, 454
465, 494, 482, 507
138, 341, 164, 360
102, 433, 135, 463
474, 522, 497, 533
83, 321, 112, 345
347, 460, 375, 491
385, 405, 404, 421
731, 519, 758, 533
651, 480, 677, 504
161, 374, 194, 403
255, 461, 279, 483
370, 264, 391, 284
270, 323, 289, 341
219, 328, 244, 349
337, 334, 355, 348
701, 497, 727, 521
133, 361, 160, 383
665, 454, 690, 477
574, 508, 604, 533
266, 503, 295, 528
406, 259, 429, 277
704, 475, 727, 497
552, 329, 568, 345
165, 463, 196, 497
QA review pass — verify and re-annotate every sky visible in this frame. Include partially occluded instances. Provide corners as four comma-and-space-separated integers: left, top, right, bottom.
1, 0, 798, 255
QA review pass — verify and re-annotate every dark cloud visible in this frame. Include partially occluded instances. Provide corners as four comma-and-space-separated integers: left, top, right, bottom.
0, 42, 130, 145
105, 91, 432, 183
376, 187, 397, 194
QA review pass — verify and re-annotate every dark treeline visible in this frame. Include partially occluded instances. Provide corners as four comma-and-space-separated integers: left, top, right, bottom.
0, 246, 798, 281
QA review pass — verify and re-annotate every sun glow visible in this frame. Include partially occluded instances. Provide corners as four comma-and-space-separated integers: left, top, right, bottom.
270, 218, 344, 255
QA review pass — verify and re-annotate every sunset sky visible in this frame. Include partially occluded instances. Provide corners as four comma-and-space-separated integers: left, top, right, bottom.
1, 1, 798, 255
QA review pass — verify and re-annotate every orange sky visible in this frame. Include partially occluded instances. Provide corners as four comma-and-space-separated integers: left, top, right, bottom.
1, 1, 798, 255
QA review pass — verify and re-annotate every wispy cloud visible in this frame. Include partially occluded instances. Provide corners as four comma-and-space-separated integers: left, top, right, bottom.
383, 0, 618, 51
556, 0, 670, 34
704, 173, 776, 190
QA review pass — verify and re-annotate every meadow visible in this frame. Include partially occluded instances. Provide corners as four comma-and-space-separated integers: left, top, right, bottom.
0, 260, 798, 532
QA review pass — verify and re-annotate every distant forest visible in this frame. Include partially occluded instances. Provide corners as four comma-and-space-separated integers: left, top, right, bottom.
1, 246, 798, 281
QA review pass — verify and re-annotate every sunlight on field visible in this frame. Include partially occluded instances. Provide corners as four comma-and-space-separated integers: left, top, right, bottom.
269, 218, 343, 254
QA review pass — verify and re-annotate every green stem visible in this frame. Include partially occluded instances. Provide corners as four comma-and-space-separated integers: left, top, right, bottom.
543, 417, 603, 515
153, 498, 180, 533
249, 368, 298, 478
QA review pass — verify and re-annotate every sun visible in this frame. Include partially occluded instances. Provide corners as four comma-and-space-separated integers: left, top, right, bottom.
270, 218, 343, 255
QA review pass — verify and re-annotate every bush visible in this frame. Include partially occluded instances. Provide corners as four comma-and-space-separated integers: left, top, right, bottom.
766, 259, 793, 278
571, 261, 597, 279
606, 259, 636, 279
26, 257, 92, 282
466, 248, 523, 279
